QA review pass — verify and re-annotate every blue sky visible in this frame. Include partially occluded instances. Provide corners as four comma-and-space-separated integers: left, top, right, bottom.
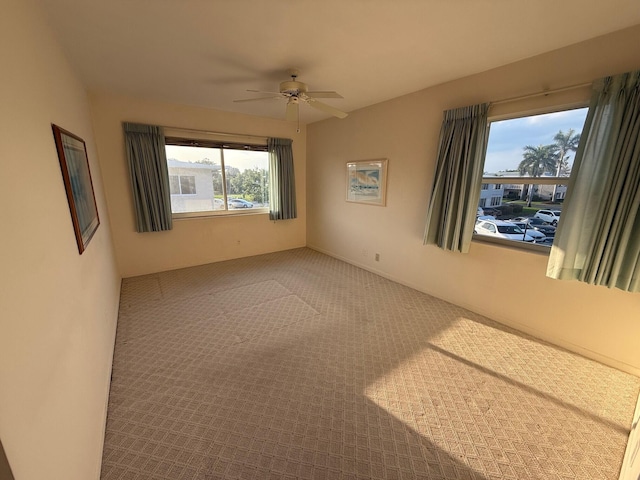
484, 107, 588, 173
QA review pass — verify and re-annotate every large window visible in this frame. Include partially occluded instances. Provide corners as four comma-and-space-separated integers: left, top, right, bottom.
165, 137, 269, 217
474, 107, 588, 250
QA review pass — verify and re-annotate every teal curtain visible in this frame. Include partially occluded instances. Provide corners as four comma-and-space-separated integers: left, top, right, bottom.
268, 138, 297, 220
424, 103, 489, 253
123, 123, 173, 232
547, 71, 640, 292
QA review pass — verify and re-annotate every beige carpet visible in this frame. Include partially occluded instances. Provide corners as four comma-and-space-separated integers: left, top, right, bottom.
101, 248, 640, 480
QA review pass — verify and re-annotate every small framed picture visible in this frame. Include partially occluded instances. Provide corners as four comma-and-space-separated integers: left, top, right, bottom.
52, 124, 100, 254
346, 159, 388, 206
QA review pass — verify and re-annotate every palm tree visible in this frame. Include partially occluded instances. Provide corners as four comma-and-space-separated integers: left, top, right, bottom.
518, 144, 558, 206
552, 129, 581, 201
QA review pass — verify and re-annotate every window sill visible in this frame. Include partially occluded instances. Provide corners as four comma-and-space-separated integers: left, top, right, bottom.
472, 234, 551, 255
172, 208, 270, 220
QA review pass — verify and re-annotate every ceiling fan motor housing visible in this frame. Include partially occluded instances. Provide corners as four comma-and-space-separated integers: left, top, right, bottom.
280, 80, 308, 96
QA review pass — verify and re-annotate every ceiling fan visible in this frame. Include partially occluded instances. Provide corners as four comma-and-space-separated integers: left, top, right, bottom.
234, 69, 348, 123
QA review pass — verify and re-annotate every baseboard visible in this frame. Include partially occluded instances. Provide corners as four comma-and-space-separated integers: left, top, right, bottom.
619, 392, 640, 480
93, 280, 122, 479
306, 244, 640, 377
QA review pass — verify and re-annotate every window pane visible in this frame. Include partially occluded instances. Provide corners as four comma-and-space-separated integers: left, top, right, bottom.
475, 184, 566, 247
179, 175, 196, 194
224, 150, 269, 209
484, 108, 588, 177
165, 145, 223, 214
169, 175, 180, 195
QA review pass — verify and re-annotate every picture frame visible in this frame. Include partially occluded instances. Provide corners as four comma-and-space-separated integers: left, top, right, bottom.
52, 124, 100, 254
346, 159, 388, 206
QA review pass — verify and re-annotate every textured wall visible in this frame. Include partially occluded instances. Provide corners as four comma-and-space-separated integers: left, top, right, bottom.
0, 0, 120, 478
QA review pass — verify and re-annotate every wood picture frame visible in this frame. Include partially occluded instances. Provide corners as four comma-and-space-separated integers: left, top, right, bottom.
346, 159, 388, 206
52, 124, 100, 254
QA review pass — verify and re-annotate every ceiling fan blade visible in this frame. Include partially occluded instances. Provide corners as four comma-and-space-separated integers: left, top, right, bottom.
286, 101, 299, 122
305, 98, 348, 119
233, 96, 281, 103
247, 89, 283, 95
306, 91, 343, 99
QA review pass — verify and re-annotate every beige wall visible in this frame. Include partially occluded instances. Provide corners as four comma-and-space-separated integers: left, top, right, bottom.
90, 94, 306, 277
307, 25, 640, 376
0, 1, 120, 479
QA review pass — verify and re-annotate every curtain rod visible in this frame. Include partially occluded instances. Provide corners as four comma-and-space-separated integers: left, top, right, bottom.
490, 82, 592, 107
161, 125, 269, 142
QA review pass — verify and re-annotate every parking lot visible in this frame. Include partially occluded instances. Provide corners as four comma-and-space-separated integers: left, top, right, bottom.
475, 206, 562, 246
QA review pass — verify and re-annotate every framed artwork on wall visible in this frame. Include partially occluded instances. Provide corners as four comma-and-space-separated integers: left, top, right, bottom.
346, 159, 388, 206
52, 124, 100, 254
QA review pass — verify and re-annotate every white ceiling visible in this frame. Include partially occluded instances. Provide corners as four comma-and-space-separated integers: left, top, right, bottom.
35, 0, 640, 124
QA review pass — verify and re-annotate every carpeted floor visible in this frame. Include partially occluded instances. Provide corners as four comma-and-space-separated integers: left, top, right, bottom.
100, 248, 640, 480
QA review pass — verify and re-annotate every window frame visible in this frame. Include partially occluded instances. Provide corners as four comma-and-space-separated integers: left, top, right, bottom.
472, 101, 590, 253
165, 135, 270, 219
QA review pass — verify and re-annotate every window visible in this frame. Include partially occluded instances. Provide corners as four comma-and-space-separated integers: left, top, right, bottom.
474, 107, 588, 250
164, 137, 269, 217
169, 175, 196, 195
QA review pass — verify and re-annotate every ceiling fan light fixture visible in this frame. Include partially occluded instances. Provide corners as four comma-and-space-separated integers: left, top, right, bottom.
233, 70, 348, 121
279, 80, 307, 96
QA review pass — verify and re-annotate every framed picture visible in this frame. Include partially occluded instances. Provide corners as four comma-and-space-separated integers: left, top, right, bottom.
346, 159, 388, 206
52, 124, 100, 254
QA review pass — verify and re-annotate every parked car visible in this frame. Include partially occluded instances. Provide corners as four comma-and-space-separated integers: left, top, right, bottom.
474, 219, 534, 242
213, 198, 225, 209
534, 209, 562, 226
507, 221, 547, 243
228, 198, 254, 209
511, 217, 556, 237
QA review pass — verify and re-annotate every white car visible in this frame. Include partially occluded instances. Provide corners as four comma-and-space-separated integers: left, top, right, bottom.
534, 209, 562, 226
475, 219, 535, 242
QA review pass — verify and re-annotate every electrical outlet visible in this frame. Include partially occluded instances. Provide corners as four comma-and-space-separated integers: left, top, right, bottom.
375, 253, 380, 262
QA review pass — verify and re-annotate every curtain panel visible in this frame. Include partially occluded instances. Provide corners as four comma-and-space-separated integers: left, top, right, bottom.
268, 138, 297, 221
547, 71, 640, 292
423, 103, 490, 253
123, 123, 173, 232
